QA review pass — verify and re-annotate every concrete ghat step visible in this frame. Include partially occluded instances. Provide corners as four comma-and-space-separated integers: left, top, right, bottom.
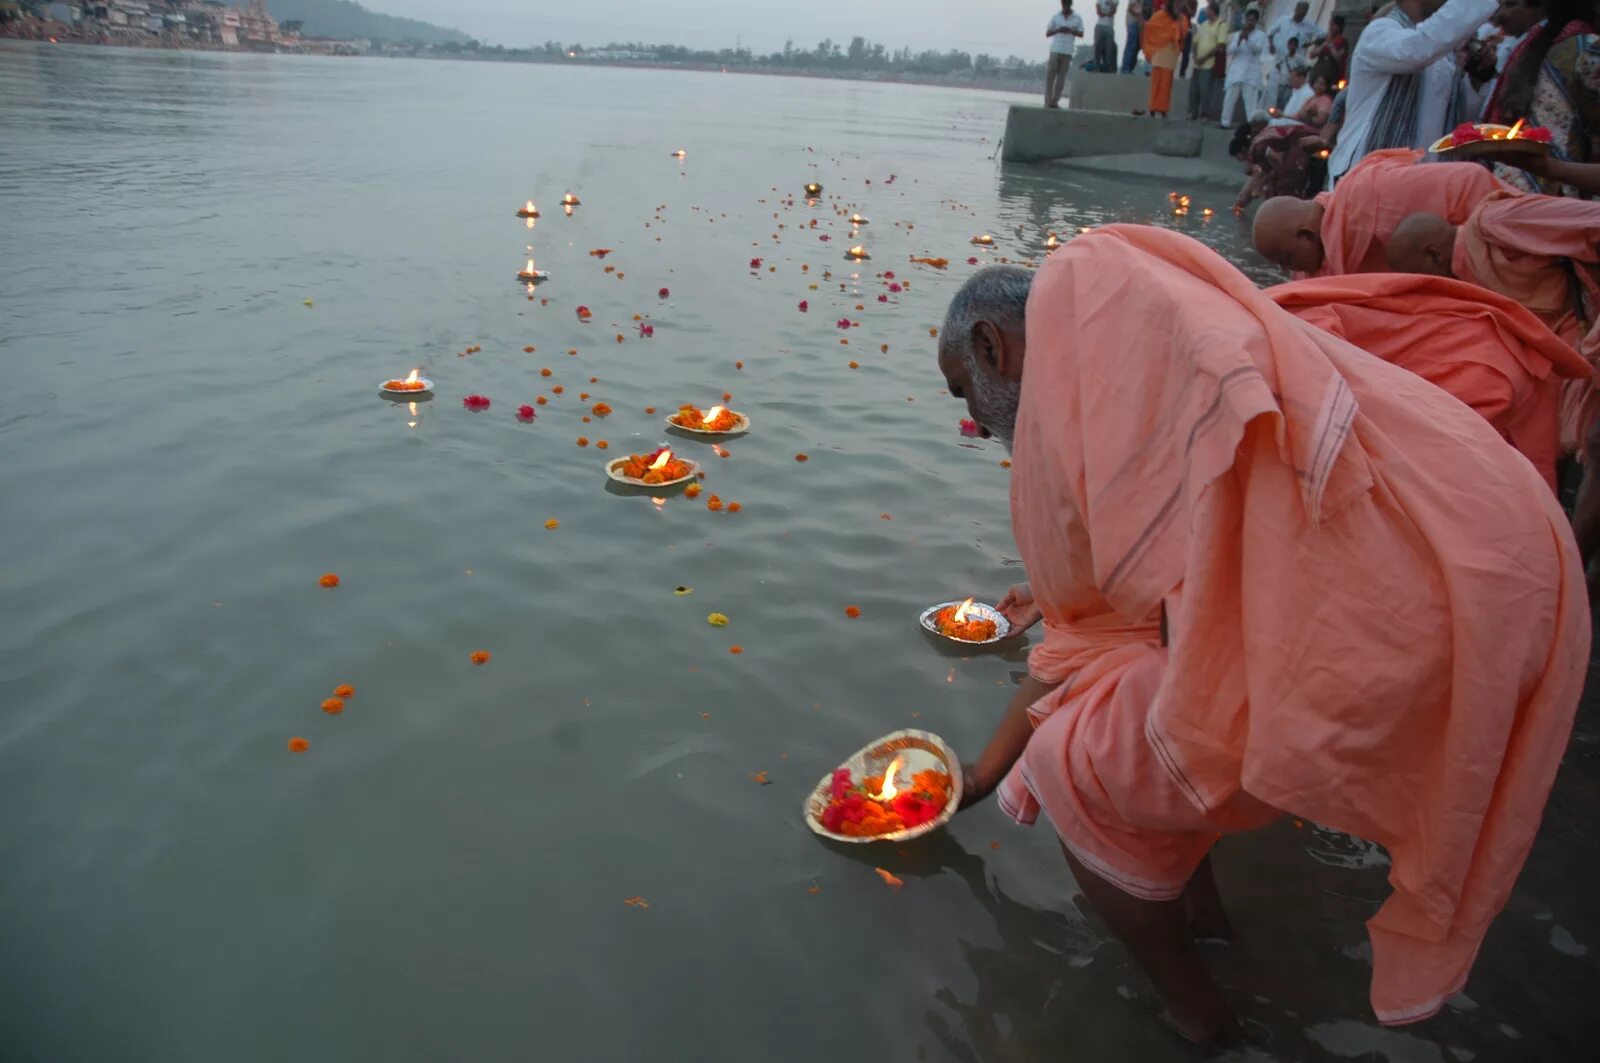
1047, 152, 1244, 190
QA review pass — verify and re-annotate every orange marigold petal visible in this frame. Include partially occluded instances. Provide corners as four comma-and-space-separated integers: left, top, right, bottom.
288, 737, 309, 753
729, 645, 743, 654
844, 605, 861, 618
318, 572, 339, 588
321, 698, 345, 715
333, 684, 355, 698
470, 650, 492, 664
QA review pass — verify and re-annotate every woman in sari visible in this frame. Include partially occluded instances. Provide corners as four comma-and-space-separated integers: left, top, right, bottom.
1292, 73, 1338, 131
1482, 0, 1598, 194
1143, 1, 1190, 118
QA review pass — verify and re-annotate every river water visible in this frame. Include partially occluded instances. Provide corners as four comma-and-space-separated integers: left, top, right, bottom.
2, 41, 1593, 1063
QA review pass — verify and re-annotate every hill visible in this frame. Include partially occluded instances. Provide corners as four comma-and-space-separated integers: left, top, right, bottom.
267, 0, 471, 46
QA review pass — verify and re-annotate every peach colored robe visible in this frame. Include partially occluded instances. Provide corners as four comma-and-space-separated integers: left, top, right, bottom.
997, 225, 1587, 1026
1452, 191, 1600, 452
1267, 272, 1592, 491
1314, 149, 1508, 276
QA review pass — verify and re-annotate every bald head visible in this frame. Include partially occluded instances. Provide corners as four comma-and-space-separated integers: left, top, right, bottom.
1386, 212, 1457, 277
1253, 196, 1327, 274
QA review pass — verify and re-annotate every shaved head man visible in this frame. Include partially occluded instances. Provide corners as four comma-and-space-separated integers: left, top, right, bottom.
1253, 195, 1328, 274
1384, 212, 1457, 276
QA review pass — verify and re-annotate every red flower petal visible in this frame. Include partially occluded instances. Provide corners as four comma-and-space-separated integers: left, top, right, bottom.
798, 300, 808, 312
463, 394, 491, 410
517, 404, 536, 421
658, 287, 670, 298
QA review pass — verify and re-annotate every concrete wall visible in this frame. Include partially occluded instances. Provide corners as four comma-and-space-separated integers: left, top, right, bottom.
1068, 70, 1194, 116
1002, 104, 1239, 168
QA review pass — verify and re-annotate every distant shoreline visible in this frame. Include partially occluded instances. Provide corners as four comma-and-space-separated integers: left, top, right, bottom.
0, 32, 1042, 98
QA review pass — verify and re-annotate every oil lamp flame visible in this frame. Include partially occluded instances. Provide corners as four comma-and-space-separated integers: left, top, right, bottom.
649, 449, 673, 471
672, 150, 686, 159
703, 405, 725, 426
1507, 118, 1526, 139
953, 597, 975, 623
524, 259, 537, 274
562, 192, 580, 205
847, 245, 868, 259
524, 200, 536, 213
875, 756, 904, 801
405, 369, 419, 385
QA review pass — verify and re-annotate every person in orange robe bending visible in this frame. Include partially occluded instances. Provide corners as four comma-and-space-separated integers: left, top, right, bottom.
1252, 148, 1507, 276
1142, 2, 1189, 118
1385, 191, 1600, 456
1268, 271, 1592, 491
934, 230, 1587, 1047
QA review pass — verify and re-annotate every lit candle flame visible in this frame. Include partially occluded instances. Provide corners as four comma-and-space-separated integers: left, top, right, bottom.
703, 405, 725, 426
1044, 233, 1060, 250
850, 213, 867, 224
672, 150, 686, 159
524, 200, 536, 213
847, 245, 869, 259
875, 756, 904, 801
1507, 118, 1526, 139
953, 597, 975, 623
1336, 80, 1347, 91
649, 449, 673, 471
562, 193, 580, 205
522, 259, 538, 276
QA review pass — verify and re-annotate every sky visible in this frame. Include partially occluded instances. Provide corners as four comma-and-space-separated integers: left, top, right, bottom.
364, 0, 1115, 58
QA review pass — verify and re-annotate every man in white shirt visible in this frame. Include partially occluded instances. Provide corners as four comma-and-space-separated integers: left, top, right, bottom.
1328, 0, 1500, 183
1268, 1, 1322, 57
1271, 66, 1315, 124
1095, 0, 1120, 72
1222, 7, 1269, 126
1046, 0, 1087, 108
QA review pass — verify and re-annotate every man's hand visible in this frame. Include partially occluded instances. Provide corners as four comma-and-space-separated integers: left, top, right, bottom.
959, 763, 990, 809
996, 582, 1043, 632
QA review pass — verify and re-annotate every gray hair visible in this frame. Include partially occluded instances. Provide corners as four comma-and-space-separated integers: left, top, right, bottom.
939, 265, 1033, 372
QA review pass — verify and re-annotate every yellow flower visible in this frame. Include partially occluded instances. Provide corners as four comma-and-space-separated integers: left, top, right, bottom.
707, 612, 729, 627
545, 518, 560, 529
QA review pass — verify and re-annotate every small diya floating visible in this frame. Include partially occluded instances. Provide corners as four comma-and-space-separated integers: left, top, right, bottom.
667, 403, 750, 436
971, 234, 995, 246
805, 729, 961, 844
606, 446, 700, 487
919, 597, 1011, 645
562, 192, 581, 206
516, 200, 540, 218
1430, 119, 1551, 160
671, 149, 687, 159
804, 181, 823, 198
845, 245, 870, 261
517, 258, 550, 283
380, 368, 433, 395
1044, 232, 1060, 250
849, 213, 870, 225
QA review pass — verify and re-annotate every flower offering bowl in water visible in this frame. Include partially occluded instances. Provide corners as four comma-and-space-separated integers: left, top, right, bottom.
804, 729, 962, 844
666, 404, 750, 436
379, 375, 433, 395
919, 599, 1010, 645
605, 447, 700, 488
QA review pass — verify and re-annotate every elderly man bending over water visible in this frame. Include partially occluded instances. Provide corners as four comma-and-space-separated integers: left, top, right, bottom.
936, 229, 1587, 1046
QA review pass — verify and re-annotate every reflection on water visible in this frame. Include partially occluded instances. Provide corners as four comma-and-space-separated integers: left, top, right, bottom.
0, 40, 1588, 1063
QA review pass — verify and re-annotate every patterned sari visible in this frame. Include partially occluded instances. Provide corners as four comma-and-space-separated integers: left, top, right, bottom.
1495, 23, 1600, 196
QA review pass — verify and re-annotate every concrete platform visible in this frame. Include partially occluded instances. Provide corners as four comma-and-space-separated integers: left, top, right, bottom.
1002, 104, 1237, 168
1048, 151, 1243, 190
1066, 69, 1218, 119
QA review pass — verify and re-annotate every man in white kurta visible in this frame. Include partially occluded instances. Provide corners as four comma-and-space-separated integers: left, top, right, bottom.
1223, 8, 1270, 126
1328, 0, 1498, 183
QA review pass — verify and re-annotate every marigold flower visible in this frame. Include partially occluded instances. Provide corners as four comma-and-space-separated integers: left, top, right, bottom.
536, 396, 547, 405
545, 519, 559, 529
569, 348, 578, 355
1000, 459, 1012, 468
463, 394, 491, 410
734, 361, 743, 370
541, 368, 552, 377
321, 697, 345, 715
576, 436, 589, 446
685, 483, 702, 498
596, 440, 609, 449
844, 605, 861, 618
288, 737, 309, 753
552, 385, 564, 394
581, 415, 591, 423
729, 645, 744, 654
523, 345, 535, 353
591, 402, 612, 417
880, 343, 889, 353
794, 453, 809, 462
470, 650, 492, 664
707, 612, 729, 627
797, 300, 808, 312
707, 497, 724, 511
319, 572, 340, 588
727, 502, 742, 513
616, 334, 625, 343
721, 391, 731, 401
848, 361, 859, 369
333, 684, 355, 697
517, 405, 536, 422
644, 406, 656, 414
